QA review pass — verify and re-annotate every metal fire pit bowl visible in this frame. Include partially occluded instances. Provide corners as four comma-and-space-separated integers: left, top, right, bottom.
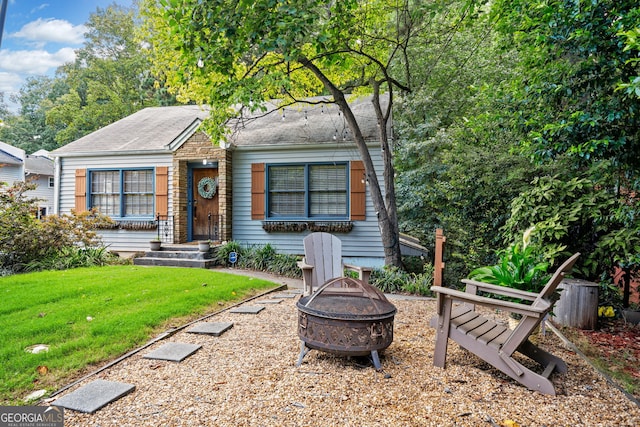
295, 276, 397, 371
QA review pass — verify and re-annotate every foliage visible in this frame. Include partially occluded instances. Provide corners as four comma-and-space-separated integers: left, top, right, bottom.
215, 241, 300, 278
215, 241, 243, 266
0, 77, 67, 153
502, 172, 640, 281
492, 0, 640, 178
46, 4, 176, 145
370, 263, 434, 296
23, 247, 122, 272
1, 4, 177, 153
393, 5, 565, 284
141, 0, 472, 267
469, 228, 550, 294
0, 266, 276, 404
0, 181, 114, 273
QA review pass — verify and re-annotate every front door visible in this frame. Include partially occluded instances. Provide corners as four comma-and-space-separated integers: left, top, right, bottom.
192, 168, 219, 241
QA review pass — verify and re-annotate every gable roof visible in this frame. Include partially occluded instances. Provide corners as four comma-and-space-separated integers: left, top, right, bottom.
50, 95, 389, 157
51, 105, 210, 157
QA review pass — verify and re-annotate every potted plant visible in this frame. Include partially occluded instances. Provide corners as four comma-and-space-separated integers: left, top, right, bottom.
198, 240, 211, 252
149, 239, 162, 251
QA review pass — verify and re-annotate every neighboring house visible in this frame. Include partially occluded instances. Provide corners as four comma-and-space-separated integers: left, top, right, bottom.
50, 96, 390, 266
0, 141, 54, 217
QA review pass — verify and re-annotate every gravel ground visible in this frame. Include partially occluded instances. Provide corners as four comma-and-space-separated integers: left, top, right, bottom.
49, 271, 640, 426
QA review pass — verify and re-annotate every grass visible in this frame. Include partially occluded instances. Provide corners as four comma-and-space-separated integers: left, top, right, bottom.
0, 265, 278, 404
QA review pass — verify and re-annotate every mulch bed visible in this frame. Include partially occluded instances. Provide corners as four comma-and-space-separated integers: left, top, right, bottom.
568, 317, 640, 400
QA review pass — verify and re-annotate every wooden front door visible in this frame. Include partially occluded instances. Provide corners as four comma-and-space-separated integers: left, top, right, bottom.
192, 168, 219, 241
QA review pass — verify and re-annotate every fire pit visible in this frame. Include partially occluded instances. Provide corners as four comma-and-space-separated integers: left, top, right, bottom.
295, 276, 397, 370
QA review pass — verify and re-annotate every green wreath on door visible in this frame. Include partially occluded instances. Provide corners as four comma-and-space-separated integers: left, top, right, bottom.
197, 176, 218, 199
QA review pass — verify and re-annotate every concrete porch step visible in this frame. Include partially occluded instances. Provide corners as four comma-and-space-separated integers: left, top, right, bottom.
133, 257, 216, 268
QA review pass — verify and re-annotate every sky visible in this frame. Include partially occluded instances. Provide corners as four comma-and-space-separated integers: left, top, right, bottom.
0, 0, 132, 109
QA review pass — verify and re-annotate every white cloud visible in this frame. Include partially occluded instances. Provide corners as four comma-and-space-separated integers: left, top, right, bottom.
0, 71, 22, 93
11, 18, 87, 47
0, 47, 76, 75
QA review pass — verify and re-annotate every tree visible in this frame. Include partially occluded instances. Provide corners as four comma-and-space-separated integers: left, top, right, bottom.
142, 0, 446, 267
492, 0, 640, 178
487, 0, 640, 280
0, 77, 66, 153
47, 3, 176, 145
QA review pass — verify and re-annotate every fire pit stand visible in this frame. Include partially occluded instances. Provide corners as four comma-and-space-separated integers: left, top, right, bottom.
295, 277, 397, 371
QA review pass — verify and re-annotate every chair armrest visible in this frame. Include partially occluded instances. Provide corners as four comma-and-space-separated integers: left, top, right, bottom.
430, 286, 547, 319
461, 279, 539, 302
344, 264, 373, 284
297, 260, 313, 271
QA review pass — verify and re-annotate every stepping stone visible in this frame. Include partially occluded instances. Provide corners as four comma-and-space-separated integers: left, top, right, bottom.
143, 342, 201, 362
53, 380, 135, 413
271, 293, 297, 299
229, 305, 264, 314
255, 299, 283, 304
187, 322, 234, 336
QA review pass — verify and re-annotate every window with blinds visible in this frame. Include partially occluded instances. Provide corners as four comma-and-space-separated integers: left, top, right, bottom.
267, 163, 347, 219
90, 169, 154, 217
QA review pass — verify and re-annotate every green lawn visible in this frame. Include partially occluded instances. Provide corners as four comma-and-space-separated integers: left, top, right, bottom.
0, 265, 278, 404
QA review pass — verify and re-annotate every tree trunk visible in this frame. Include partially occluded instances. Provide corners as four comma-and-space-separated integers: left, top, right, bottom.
300, 57, 403, 267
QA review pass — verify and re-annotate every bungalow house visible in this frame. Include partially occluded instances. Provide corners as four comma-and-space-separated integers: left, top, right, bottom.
0, 141, 54, 217
50, 96, 389, 267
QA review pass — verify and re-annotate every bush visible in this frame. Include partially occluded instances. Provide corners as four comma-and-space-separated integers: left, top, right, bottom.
215, 241, 300, 278
0, 181, 114, 272
214, 242, 435, 295
24, 247, 121, 272
370, 263, 434, 296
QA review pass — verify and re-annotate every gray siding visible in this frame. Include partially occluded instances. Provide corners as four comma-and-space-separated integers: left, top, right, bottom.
56, 154, 174, 252
26, 175, 54, 215
0, 164, 23, 186
231, 143, 386, 267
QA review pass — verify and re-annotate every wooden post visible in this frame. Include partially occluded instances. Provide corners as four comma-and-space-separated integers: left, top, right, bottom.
434, 228, 446, 287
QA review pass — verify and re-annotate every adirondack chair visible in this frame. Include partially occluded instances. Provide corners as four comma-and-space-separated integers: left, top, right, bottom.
297, 232, 372, 296
429, 252, 580, 395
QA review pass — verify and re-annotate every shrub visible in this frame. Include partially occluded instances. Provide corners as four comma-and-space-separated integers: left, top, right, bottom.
370, 263, 435, 296
468, 228, 550, 294
24, 247, 121, 272
0, 181, 114, 272
214, 241, 300, 278
215, 241, 242, 266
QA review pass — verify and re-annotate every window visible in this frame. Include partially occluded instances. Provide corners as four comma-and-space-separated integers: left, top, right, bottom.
267, 163, 347, 219
89, 169, 154, 217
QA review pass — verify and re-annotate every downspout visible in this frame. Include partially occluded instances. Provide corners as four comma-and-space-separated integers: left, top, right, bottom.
53, 157, 61, 215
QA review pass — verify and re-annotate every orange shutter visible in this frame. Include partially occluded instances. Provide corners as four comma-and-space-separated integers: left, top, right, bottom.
75, 169, 87, 213
251, 163, 265, 220
350, 161, 366, 220
155, 166, 169, 216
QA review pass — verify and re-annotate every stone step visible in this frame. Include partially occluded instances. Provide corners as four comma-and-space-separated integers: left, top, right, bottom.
145, 250, 213, 260
133, 257, 217, 268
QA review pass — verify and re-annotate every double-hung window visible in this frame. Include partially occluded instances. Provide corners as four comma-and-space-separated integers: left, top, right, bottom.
267, 163, 348, 219
89, 169, 154, 218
